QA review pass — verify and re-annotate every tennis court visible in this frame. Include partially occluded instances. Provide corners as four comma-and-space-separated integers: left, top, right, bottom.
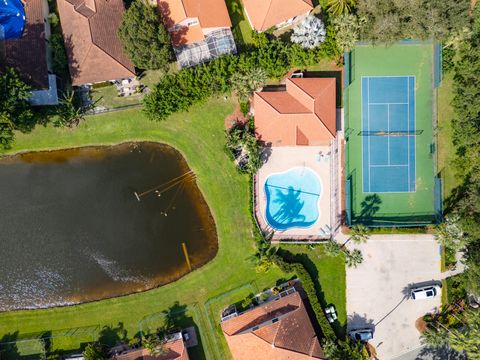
344, 43, 440, 225
362, 76, 416, 193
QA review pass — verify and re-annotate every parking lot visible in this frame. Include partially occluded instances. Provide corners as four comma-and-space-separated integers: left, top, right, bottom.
346, 235, 442, 359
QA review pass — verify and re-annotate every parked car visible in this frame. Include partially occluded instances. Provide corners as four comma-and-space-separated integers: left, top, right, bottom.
410, 285, 441, 300
325, 305, 337, 323
349, 328, 374, 342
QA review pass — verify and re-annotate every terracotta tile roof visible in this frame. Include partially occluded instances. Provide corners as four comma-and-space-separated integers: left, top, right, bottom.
221, 291, 326, 359
57, 0, 135, 85
253, 77, 336, 146
0, 0, 49, 89
242, 0, 313, 32
109, 339, 189, 360
159, 0, 231, 45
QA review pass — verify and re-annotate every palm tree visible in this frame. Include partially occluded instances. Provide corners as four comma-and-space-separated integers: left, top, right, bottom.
421, 326, 449, 347
143, 335, 168, 356
324, 239, 342, 257
291, 15, 326, 49
350, 225, 370, 244
326, 0, 356, 16
230, 67, 267, 102
250, 240, 277, 272
345, 249, 363, 268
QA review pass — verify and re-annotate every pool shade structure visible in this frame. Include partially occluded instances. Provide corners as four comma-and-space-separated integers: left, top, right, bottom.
0, 0, 25, 40
264, 167, 321, 230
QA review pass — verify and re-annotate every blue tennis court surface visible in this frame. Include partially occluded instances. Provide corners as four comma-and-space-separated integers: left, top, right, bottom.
362, 76, 416, 192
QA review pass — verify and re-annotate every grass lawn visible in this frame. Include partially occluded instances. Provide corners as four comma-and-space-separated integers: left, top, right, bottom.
279, 244, 347, 338
437, 72, 459, 199
90, 84, 143, 109
0, 97, 346, 359
0, 97, 283, 359
225, 0, 253, 46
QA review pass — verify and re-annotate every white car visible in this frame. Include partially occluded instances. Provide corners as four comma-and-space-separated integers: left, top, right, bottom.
410, 285, 441, 300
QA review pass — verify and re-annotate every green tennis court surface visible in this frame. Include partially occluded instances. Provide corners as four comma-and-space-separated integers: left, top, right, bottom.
345, 43, 438, 226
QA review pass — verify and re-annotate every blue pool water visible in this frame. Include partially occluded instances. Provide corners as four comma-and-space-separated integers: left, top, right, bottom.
264, 167, 321, 230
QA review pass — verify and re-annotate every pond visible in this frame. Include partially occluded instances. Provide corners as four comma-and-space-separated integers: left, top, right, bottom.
0, 142, 218, 311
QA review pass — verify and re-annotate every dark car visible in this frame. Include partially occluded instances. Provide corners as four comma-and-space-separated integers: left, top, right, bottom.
349, 328, 374, 342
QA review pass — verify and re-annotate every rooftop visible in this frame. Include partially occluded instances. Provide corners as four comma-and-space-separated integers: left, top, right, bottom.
56, 0, 135, 86
0, 0, 49, 89
242, 0, 313, 32
221, 290, 325, 359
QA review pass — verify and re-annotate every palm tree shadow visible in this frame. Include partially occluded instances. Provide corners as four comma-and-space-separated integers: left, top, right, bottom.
272, 186, 306, 225
359, 194, 382, 224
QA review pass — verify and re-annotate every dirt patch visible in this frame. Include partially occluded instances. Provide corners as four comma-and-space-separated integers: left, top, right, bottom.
415, 316, 427, 333
224, 104, 247, 130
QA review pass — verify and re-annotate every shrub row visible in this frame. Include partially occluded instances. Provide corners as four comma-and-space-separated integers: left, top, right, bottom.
143, 38, 340, 121
272, 254, 336, 340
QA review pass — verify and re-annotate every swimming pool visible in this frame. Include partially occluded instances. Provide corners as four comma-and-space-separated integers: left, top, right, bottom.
264, 167, 322, 230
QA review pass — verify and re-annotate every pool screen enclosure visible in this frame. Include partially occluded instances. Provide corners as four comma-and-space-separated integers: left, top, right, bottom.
361, 76, 416, 193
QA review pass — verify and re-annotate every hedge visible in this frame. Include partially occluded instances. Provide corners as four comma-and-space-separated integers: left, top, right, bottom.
143, 36, 340, 121
272, 254, 336, 340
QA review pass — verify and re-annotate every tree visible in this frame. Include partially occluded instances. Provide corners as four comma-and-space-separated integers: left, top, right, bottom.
350, 225, 370, 244
49, 33, 69, 75
324, 239, 342, 257
332, 13, 362, 52
250, 240, 277, 273
118, 0, 172, 70
230, 67, 267, 102
326, 0, 356, 16
435, 214, 466, 252
356, 0, 470, 43
448, 310, 480, 358
421, 326, 450, 347
142, 335, 168, 356
225, 121, 262, 174
345, 249, 364, 268
55, 91, 96, 127
291, 16, 326, 49
0, 68, 35, 149
82, 343, 104, 360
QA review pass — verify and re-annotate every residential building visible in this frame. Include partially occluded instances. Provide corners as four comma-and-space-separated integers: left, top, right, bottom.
242, 0, 313, 32
56, 0, 135, 86
253, 76, 337, 146
221, 289, 326, 359
108, 332, 189, 360
159, 0, 236, 68
0, 0, 59, 105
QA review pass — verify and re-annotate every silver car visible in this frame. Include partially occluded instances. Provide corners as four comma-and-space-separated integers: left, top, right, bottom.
410, 285, 441, 300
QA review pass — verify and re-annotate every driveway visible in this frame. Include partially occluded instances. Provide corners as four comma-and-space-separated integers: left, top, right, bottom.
346, 235, 442, 359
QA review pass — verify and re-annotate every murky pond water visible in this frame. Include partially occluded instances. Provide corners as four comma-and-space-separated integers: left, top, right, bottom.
0, 142, 217, 311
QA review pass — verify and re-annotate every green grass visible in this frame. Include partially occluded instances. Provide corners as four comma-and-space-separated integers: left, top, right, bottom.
90, 84, 143, 109
225, 0, 253, 46
437, 72, 459, 199
279, 245, 347, 338
0, 97, 346, 359
0, 97, 283, 359
345, 43, 437, 225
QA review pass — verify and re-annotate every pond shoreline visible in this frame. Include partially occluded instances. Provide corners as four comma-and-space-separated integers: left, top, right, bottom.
0, 141, 218, 312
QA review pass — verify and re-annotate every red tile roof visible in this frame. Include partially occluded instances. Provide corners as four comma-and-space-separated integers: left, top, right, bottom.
254, 77, 337, 146
159, 0, 231, 45
57, 0, 135, 85
0, 0, 49, 89
242, 0, 313, 32
221, 291, 326, 359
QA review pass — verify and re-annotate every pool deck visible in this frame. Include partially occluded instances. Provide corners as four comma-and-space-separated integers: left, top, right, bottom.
255, 144, 340, 241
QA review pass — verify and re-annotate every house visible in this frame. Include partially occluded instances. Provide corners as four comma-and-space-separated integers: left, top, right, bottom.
254, 76, 337, 146
56, 0, 135, 86
242, 0, 313, 32
0, 0, 59, 105
158, 0, 236, 68
108, 332, 189, 360
221, 289, 326, 359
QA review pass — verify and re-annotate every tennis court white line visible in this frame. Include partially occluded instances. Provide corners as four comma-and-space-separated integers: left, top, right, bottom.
407, 76, 411, 191
368, 77, 371, 192
368, 102, 409, 105
369, 164, 409, 167
387, 104, 390, 165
